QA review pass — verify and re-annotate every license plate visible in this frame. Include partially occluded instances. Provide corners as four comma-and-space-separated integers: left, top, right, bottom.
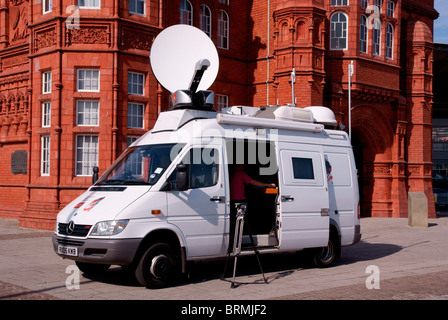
58, 245, 78, 257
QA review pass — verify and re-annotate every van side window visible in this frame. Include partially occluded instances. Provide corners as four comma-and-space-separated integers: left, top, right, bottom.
189, 148, 219, 188
171, 147, 219, 189
291, 157, 314, 180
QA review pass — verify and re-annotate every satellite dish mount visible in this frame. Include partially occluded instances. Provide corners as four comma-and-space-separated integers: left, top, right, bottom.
150, 25, 219, 111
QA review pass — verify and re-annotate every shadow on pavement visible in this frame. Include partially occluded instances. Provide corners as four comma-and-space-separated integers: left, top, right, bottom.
80, 240, 402, 289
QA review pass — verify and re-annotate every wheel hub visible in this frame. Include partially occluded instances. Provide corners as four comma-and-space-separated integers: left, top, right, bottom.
150, 254, 170, 279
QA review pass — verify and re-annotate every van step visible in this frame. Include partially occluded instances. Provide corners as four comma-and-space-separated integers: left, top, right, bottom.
241, 234, 278, 248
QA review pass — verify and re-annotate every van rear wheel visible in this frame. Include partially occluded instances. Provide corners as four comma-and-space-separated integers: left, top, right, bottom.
135, 243, 178, 289
312, 233, 340, 268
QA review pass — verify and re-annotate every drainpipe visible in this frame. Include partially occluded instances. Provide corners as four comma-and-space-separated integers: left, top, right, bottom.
266, 0, 270, 106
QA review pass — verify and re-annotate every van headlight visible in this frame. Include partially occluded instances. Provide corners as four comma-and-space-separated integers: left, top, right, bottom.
90, 219, 129, 236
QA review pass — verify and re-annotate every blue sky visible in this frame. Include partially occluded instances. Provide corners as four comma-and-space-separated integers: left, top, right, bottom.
434, 0, 448, 43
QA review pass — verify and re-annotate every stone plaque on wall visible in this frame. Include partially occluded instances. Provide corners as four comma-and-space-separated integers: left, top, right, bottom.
11, 150, 27, 175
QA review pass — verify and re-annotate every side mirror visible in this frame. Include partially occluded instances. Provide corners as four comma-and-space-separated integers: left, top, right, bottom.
176, 164, 189, 191
92, 166, 99, 184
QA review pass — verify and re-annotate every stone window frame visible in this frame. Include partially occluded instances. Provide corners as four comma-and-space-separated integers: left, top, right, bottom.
75, 134, 99, 176
42, 101, 51, 128
41, 135, 51, 176
127, 102, 145, 129
129, 0, 146, 16
330, 12, 348, 51
218, 10, 229, 49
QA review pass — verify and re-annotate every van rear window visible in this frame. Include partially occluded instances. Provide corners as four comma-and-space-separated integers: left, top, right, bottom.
291, 157, 314, 180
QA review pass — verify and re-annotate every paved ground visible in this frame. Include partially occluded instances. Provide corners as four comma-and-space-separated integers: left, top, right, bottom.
1, 214, 448, 302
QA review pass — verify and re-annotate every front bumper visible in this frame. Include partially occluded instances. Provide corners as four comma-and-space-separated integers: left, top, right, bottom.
52, 234, 141, 265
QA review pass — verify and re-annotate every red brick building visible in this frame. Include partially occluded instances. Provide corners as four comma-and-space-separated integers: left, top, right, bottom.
0, 0, 438, 229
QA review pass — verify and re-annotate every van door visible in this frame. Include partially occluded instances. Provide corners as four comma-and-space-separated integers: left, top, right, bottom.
166, 145, 228, 258
278, 144, 330, 250
324, 149, 357, 246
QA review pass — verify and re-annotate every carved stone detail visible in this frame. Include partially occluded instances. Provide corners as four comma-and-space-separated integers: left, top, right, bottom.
9, 0, 29, 44
67, 26, 110, 46
120, 28, 153, 51
34, 28, 57, 52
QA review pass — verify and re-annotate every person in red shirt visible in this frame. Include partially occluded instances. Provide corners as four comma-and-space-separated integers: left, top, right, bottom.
230, 164, 276, 202
228, 164, 276, 252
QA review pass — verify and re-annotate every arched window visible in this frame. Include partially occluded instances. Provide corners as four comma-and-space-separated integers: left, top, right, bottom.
297, 21, 306, 41
330, 12, 348, 50
218, 10, 229, 49
373, 19, 381, 56
180, 0, 193, 25
386, 23, 394, 59
280, 22, 289, 42
374, 0, 383, 12
360, 15, 368, 53
200, 5, 212, 37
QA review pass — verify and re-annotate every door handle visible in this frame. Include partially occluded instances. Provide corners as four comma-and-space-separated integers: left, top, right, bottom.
281, 195, 294, 202
210, 196, 225, 202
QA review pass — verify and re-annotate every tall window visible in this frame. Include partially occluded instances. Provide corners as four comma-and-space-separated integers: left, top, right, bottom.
42, 102, 51, 128
77, 69, 100, 92
43, 0, 52, 14
360, 15, 368, 53
374, 0, 382, 12
330, 13, 348, 50
127, 136, 140, 147
77, 100, 99, 126
78, 0, 100, 8
373, 20, 381, 56
216, 94, 228, 111
43, 71, 51, 94
128, 103, 145, 128
361, 0, 369, 8
331, 0, 348, 5
180, 0, 193, 25
130, 0, 145, 15
386, 23, 394, 59
200, 5, 212, 38
387, 1, 395, 17
128, 72, 145, 95
41, 136, 50, 176
76, 135, 99, 176
218, 10, 229, 49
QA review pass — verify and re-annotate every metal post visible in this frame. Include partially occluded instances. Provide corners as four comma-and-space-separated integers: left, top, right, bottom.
291, 68, 296, 106
348, 60, 354, 140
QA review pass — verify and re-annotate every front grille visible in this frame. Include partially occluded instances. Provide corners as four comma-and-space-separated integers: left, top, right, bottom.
58, 223, 91, 237
56, 238, 85, 246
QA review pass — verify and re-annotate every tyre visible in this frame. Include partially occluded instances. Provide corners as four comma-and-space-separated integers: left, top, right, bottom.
312, 232, 340, 268
135, 243, 178, 289
75, 261, 110, 275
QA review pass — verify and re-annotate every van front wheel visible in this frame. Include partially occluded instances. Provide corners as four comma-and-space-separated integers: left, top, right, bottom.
312, 233, 340, 268
135, 243, 177, 289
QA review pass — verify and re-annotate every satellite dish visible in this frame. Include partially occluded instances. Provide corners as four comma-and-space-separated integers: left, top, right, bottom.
150, 24, 219, 93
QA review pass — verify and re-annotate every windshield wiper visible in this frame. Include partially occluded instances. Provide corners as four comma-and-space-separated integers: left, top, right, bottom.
101, 179, 152, 186
122, 180, 152, 185
100, 179, 128, 185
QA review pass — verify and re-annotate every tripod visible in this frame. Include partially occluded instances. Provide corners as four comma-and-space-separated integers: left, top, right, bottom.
221, 202, 268, 288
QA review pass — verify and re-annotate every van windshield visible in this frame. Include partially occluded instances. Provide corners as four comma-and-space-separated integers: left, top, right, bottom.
96, 143, 185, 186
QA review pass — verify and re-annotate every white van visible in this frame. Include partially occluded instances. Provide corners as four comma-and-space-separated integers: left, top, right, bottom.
52, 102, 361, 288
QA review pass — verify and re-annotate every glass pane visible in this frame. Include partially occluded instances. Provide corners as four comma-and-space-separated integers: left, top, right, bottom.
292, 158, 314, 180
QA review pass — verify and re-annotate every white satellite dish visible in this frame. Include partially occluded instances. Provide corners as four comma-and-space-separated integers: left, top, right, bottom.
150, 24, 219, 93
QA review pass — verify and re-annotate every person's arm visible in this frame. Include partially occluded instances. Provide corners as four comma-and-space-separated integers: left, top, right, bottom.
248, 179, 276, 188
